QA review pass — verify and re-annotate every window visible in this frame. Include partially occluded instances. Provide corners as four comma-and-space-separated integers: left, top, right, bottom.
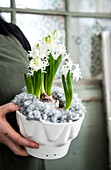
0, 0, 111, 79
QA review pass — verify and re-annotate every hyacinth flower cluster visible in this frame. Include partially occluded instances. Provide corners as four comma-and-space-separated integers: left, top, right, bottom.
24, 30, 82, 110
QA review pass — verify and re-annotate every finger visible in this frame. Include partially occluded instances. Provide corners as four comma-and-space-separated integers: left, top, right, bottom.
0, 103, 20, 116
13, 134, 39, 149
9, 143, 30, 156
3, 122, 39, 149
4, 136, 30, 156
12, 134, 39, 149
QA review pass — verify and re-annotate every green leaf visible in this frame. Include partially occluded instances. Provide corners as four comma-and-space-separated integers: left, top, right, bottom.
24, 73, 34, 95
62, 70, 73, 110
28, 76, 34, 95
47, 53, 55, 95
47, 54, 62, 96
44, 66, 49, 94
54, 55, 62, 77
62, 74, 68, 100
66, 70, 73, 109
62, 74, 70, 110
34, 69, 42, 99
24, 73, 28, 89
41, 72, 44, 94
32, 71, 36, 89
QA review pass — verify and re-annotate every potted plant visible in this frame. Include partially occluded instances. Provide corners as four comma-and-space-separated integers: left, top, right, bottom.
12, 30, 85, 159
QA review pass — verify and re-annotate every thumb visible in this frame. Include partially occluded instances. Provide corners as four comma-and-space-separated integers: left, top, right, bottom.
0, 103, 20, 116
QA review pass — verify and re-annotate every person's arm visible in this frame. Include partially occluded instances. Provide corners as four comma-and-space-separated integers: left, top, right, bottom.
0, 103, 39, 156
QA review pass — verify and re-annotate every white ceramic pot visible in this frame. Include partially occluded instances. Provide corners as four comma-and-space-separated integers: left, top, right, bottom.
16, 111, 85, 159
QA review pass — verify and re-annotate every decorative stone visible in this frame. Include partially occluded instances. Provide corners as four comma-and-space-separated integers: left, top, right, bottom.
11, 86, 86, 123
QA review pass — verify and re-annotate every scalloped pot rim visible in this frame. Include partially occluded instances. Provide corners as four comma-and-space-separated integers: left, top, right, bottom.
16, 110, 85, 126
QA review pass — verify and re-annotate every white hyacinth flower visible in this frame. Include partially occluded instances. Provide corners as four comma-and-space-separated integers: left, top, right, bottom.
53, 30, 62, 43
41, 31, 66, 60
72, 64, 82, 81
62, 53, 70, 61
60, 58, 82, 82
28, 47, 38, 59
60, 57, 73, 76
29, 56, 49, 75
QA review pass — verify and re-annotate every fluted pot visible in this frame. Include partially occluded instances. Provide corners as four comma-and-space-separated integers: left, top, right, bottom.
16, 111, 85, 159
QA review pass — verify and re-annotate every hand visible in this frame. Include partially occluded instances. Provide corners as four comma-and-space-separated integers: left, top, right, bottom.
0, 103, 39, 156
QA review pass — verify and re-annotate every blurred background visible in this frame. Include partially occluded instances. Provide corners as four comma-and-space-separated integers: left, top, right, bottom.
0, 0, 111, 169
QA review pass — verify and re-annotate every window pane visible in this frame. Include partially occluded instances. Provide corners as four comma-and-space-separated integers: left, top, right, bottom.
0, 13, 11, 22
16, 14, 65, 47
70, 18, 111, 79
69, 0, 111, 13
15, 0, 65, 10
0, 0, 10, 7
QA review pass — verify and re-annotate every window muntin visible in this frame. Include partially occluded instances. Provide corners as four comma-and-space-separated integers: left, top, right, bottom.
15, 0, 65, 11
